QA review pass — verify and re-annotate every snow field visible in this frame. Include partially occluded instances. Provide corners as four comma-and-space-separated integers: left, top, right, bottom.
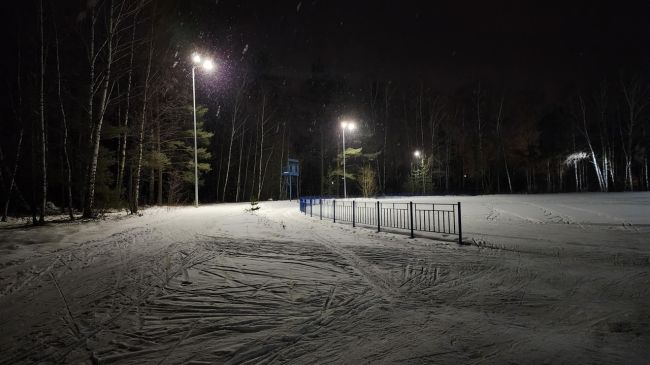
0, 193, 648, 364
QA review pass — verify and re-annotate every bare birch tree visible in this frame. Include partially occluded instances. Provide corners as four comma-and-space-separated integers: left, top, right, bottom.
116, 11, 139, 198
132, 4, 154, 214
84, 0, 117, 217
222, 75, 247, 201
53, 8, 74, 219
38, 0, 47, 223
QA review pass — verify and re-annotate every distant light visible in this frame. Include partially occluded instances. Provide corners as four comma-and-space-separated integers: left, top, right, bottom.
340, 120, 356, 130
414, 150, 421, 158
202, 59, 215, 71
192, 53, 202, 64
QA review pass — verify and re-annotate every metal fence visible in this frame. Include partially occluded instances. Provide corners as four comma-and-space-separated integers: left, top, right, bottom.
299, 197, 463, 244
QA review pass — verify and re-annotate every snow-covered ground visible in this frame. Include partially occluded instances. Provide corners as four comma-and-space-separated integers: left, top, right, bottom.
0, 193, 648, 364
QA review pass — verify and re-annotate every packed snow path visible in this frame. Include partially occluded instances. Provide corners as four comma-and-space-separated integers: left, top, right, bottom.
0, 193, 649, 364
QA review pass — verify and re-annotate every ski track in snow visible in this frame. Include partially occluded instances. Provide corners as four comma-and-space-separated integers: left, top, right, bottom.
0, 193, 649, 364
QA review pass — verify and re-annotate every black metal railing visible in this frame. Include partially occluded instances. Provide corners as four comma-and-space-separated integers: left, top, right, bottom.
299, 197, 463, 244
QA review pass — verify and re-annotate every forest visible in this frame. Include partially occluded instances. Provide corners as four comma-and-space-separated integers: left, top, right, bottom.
1, 0, 649, 223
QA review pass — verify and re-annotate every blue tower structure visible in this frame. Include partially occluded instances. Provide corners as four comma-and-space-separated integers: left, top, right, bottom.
282, 158, 300, 201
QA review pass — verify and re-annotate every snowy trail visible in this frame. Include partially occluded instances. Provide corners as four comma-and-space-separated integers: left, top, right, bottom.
0, 194, 649, 364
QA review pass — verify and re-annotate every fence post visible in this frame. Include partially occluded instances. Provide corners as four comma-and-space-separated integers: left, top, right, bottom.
409, 201, 414, 238
457, 202, 462, 245
320, 198, 322, 220
376, 201, 381, 232
352, 201, 356, 227
333, 199, 336, 223
310, 199, 313, 217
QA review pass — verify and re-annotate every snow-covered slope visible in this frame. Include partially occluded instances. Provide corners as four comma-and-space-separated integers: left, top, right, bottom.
0, 193, 648, 364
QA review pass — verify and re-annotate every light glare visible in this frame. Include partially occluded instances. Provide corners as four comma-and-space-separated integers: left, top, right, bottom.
202, 59, 215, 71
414, 150, 421, 158
340, 120, 356, 130
192, 53, 201, 64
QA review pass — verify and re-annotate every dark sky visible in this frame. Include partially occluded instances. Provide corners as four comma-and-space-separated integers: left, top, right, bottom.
179, 0, 649, 94
0, 0, 647, 99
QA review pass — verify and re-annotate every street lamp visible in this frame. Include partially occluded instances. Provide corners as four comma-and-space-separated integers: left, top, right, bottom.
413, 150, 425, 194
191, 52, 215, 207
340, 120, 356, 199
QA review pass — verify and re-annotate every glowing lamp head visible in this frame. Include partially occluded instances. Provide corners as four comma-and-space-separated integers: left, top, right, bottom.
414, 150, 421, 158
192, 53, 202, 64
202, 59, 215, 72
340, 120, 356, 130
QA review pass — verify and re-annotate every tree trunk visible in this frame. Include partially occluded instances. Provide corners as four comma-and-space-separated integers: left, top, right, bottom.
84, 0, 115, 217
250, 114, 259, 200
3, 49, 24, 222
578, 96, 606, 192
242, 137, 252, 200
495, 96, 513, 193
222, 123, 236, 201
382, 83, 391, 194
132, 8, 154, 213
280, 122, 286, 198
54, 13, 74, 220
2, 130, 23, 222
148, 128, 155, 204
445, 135, 450, 192
216, 142, 223, 201
39, 0, 47, 223
621, 77, 639, 192
643, 155, 650, 191
235, 130, 244, 202
260, 144, 275, 200
221, 76, 246, 201
257, 94, 267, 201
117, 12, 138, 199
82, 8, 96, 213
157, 118, 162, 205
475, 83, 484, 192
546, 160, 552, 192
30, 121, 37, 225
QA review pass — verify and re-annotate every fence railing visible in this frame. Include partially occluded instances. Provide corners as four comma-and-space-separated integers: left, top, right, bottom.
299, 197, 463, 244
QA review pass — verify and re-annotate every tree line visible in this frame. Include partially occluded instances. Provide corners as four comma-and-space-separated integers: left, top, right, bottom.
1, 0, 213, 222
1, 1, 649, 224
295, 72, 649, 198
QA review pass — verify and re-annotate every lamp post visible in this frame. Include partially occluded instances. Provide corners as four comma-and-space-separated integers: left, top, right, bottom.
340, 120, 356, 199
414, 150, 425, 194
190, 53, 215, 207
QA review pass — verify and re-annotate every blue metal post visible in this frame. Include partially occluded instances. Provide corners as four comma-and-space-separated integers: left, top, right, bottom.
457, 202, 462, 245
409, 201, 414, 238
376, 201, 380, 232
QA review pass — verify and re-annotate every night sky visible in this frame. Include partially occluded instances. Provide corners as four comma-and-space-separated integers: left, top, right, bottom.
177, 0, 649, 95
1, 0, 648, 100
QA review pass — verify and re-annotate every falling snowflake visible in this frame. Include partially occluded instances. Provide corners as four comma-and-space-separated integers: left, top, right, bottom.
296, 2, 301, 12
242, 44, 249, 55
